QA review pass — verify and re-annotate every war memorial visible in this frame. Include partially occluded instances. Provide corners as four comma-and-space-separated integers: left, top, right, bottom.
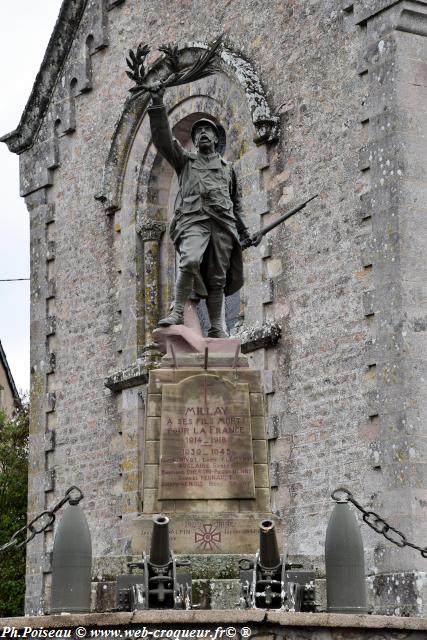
1, 0, 426, 637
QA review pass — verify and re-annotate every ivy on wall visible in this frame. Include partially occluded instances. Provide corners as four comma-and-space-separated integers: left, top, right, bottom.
0, 402, 29, 617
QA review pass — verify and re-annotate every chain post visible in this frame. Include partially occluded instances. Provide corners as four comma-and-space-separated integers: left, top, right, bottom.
331, 487, 426, 559
0, 486, 84, 554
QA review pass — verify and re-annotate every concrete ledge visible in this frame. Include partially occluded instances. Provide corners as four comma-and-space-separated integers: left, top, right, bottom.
267, 611, 427, 629
0, 611, 426, 632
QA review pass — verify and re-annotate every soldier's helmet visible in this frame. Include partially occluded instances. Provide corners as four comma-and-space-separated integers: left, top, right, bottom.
191, 118, 226, 154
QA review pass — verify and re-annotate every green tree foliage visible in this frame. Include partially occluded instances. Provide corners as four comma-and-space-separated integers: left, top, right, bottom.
0, 402, 29, 616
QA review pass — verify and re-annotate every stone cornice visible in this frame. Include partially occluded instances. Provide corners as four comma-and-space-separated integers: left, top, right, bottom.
0, 0, 88, 154
354, 0, 427, 26
104, 360, 154, 391
233, 320, 282, 354
354, 0, 401, 24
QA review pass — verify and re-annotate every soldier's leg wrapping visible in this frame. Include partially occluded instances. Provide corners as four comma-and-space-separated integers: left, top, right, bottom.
158, 270, 194, 326
206, 288, 227, 338
204, 222, 234, 338
158, 222, 210, 327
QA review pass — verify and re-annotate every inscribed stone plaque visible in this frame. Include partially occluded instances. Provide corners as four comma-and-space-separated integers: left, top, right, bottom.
158, 374, 255, 500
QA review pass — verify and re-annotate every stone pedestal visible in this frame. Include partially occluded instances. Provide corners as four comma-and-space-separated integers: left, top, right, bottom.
122, 362, 280, 558
117, 322, 281, 608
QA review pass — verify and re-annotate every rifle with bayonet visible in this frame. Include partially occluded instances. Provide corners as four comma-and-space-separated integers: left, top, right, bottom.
242, 194, 318, 250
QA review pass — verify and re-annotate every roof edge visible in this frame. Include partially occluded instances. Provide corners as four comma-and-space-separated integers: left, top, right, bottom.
0, 0, 88, 155
0, 341, 21, 407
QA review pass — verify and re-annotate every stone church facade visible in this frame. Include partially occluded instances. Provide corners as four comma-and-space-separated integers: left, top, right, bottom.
2, 0, 426, 616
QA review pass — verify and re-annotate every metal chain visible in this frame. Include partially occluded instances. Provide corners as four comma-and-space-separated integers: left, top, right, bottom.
332, 487, 427, 559
0, 486, 84, 554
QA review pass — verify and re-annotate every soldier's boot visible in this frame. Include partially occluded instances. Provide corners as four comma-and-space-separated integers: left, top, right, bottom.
207, 287, 228, 338
158, 271, 193, 326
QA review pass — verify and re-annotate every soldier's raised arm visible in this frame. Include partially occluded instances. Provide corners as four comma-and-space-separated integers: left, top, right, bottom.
147, 83, 188, 175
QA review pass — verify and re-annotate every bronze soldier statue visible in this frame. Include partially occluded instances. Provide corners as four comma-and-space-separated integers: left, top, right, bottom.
147, 82, 256, 338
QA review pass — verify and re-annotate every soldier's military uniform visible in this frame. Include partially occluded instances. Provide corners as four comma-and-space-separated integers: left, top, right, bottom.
148, 102, 250, 336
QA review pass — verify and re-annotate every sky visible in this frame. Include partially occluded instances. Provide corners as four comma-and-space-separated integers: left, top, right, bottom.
0, 2, 63, 395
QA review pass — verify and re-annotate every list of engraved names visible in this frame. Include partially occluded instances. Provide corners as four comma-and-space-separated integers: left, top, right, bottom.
158, 374, 256, 500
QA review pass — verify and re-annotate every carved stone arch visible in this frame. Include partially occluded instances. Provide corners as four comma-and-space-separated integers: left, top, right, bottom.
96, 92, 151, 213
97, 41, 278, 213
103, 43, 278, 387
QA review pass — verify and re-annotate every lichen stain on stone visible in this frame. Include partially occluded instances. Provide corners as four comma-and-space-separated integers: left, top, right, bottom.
30, 373, 45, 435
123, 474, 138, 492
392, 446, 409, 463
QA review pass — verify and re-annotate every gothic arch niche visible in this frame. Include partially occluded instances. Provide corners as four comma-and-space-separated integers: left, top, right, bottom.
101, 43, 278, 375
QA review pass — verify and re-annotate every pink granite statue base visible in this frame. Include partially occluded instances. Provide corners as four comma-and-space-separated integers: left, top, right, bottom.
153, 301, 247, 367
